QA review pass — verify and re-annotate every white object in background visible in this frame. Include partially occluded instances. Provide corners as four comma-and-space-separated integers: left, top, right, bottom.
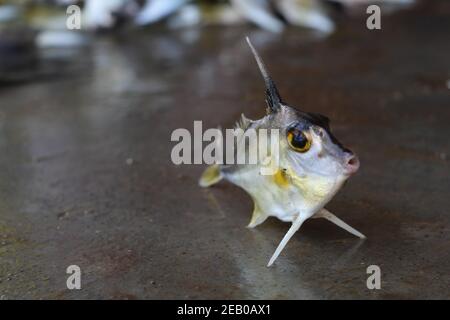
231, 0, 284, 33
36, 30, 87, 48
0, 4, 20, 23
167, 4, 201, 29
167, 3, 245, 28
83, 0, 126, 29
276, 0, 335, 34
135, 0, 190, 25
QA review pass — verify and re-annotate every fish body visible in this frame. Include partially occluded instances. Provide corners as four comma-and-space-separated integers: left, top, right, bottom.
200, 38, 365, 266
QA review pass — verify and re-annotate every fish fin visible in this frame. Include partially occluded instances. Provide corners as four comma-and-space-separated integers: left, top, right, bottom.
247, 202, 268, 228
315, 208, 366, 239
267, 214, 308, 267
199, 164, 223, 188
246, 37, 282, 113
235, 113, 253, 130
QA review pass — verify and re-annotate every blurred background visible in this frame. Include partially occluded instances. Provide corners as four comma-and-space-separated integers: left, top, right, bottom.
0, 0, 449, 299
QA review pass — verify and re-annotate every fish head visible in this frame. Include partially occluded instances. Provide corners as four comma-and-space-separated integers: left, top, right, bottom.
277, 105, 359, 182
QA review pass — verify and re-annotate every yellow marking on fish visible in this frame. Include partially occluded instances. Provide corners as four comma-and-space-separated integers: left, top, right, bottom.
286, 167, 337, 203
273, 169, 290, 188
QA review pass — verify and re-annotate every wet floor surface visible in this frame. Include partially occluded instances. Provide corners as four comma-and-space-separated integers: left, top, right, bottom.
0, 2, 449, 299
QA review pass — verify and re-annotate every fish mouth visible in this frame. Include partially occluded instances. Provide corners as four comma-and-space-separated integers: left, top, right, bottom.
343, 152, 360, 175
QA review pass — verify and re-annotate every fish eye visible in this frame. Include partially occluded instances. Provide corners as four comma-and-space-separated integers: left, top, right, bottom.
287, 127, 311, 153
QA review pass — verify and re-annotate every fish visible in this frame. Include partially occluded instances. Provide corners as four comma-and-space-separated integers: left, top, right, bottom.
199, 37, 365, 267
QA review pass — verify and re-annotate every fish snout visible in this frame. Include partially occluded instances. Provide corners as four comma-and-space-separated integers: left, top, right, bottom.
343, 151, 360, 175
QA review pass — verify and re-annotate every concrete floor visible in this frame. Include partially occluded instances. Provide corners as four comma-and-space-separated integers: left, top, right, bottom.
0, 2, 449, 299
